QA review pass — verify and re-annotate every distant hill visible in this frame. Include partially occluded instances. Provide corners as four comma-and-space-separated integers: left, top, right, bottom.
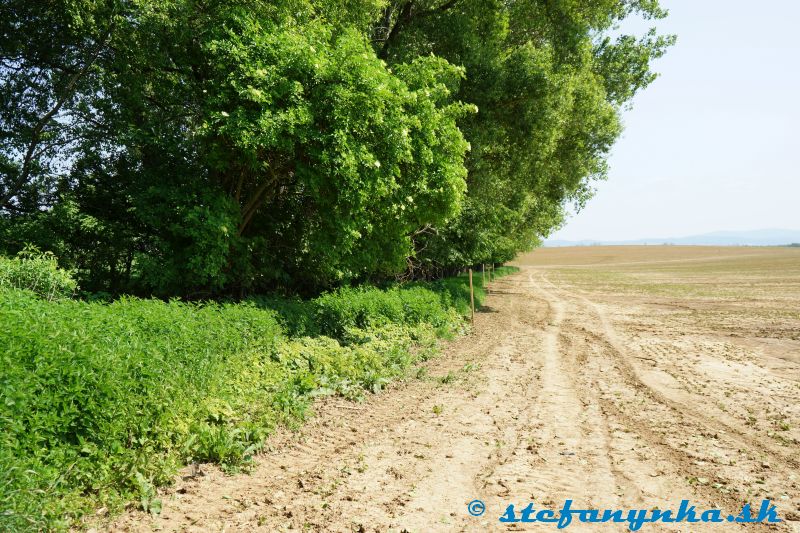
544, 229, 800, 247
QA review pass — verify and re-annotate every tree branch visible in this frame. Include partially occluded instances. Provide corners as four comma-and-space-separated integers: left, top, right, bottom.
0, 29, 112, 209
378, 1, 414, 59
378, 0, 461, 59
237, 169, 280, 236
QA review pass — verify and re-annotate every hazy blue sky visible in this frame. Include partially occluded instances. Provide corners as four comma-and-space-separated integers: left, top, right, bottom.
548, 0, 800, 242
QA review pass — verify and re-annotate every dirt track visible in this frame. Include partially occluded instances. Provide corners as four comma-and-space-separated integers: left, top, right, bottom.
111, 247, 800, 532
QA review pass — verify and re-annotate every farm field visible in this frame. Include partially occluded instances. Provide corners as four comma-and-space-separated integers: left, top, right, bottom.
112, 246, 800, 531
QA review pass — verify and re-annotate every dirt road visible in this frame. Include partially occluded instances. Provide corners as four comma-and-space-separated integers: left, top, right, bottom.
113, 248, 800, 532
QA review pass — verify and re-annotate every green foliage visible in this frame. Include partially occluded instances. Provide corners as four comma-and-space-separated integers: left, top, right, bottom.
0, 247, 77, 300
0, 266, 516, 530
0, 292, 284, 530
1, 0, 473, 294
1, 0, 670, 295
377, 0, 673, 273
314, 285, 456, 339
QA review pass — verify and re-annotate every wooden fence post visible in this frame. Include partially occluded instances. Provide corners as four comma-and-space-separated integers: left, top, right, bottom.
469, 268, 475, 326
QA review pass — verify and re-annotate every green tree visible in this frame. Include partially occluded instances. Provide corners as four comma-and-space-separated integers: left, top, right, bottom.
1, 0, 471, 294
372, 0, 674, 273
0, 0, 673, 294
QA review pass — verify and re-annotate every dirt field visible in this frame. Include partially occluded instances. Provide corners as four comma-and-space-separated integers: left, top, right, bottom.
110, 246, 800, 532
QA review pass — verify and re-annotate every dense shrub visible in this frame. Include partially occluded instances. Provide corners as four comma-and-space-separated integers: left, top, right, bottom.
427, 266, 519, 316
0, 248, 77, 300
252, 268, 520, 341
316, 287, 409, 339
0, 292, 287, 530
249, 295, 321, 338
0, 266, 517, 530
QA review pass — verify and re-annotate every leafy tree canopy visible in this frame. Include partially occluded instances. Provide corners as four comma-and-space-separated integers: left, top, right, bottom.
0, 0, 673, 294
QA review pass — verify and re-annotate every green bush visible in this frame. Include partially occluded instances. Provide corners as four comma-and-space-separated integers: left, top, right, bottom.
249, 295, 320, 337
0, 266, 518, 530
0, 292, 286, 530
0, 291, 448, 531
314, 287, 406, 339
310, 268, 522, 340
0, 247, 77, 300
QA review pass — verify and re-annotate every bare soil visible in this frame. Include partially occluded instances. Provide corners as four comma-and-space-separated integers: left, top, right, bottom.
108, 246, 800, 532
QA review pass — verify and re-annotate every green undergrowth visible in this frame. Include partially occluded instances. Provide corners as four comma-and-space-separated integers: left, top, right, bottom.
0, 260, 517, 531
0, 247, 77, 301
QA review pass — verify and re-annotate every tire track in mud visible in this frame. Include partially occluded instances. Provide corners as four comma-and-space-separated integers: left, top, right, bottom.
534, 270, 797, 531
529, 273, 750, 531
518, 274, 626, 513
538, 271, 798, 461
580, 285, 796, 471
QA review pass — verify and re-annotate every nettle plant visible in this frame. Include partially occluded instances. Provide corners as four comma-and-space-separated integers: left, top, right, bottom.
0, 246, 77, 300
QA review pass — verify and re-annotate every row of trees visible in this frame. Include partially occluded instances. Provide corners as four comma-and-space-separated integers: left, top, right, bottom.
0, 0, 673, 296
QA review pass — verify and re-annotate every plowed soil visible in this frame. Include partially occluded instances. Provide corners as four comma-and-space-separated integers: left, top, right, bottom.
109, 246, 800, 532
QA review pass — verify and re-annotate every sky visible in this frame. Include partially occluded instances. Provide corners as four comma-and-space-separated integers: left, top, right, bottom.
547, 0, 800, 242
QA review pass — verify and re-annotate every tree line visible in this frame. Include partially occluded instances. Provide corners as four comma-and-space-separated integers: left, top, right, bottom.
0, 0, 673, 296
